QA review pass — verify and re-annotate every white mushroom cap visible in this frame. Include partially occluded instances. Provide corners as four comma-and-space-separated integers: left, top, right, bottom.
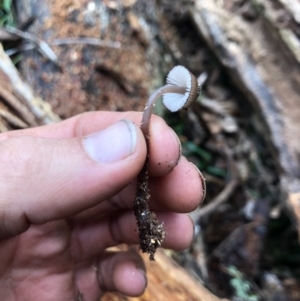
162, 65, 199, 112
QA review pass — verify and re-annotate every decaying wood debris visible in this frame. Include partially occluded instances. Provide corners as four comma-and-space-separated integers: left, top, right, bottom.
0, 44, 59, 132
192, 0, 300, 237
2, 0, 300, 300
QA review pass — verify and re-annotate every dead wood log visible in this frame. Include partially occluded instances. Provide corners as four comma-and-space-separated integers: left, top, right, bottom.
192, 0, 300, 236
0, 44, 60, 131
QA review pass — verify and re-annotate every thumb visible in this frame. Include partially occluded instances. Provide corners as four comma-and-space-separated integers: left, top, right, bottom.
0, 120, 146, 238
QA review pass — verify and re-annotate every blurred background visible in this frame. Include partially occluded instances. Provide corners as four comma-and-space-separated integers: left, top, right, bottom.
1, 0, 300, 300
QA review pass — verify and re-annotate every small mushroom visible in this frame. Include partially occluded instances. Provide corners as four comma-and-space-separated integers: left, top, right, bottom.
141, 65, 200, 136
134, 65, 200, 260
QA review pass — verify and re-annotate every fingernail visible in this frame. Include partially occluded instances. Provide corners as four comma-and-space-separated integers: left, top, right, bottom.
166, 128, 182, 168
82, 120, 137, 163
190, 163, 206, 203
137, 268, 148, 288
173, 129, 182, 166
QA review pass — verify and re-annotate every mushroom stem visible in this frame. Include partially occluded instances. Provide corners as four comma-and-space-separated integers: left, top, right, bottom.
140, 85, 186, 135
134, 66, 199, 260
134, 85, 186, 261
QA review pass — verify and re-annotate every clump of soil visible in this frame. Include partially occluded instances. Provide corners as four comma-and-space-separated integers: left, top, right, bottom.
134, 161, 166, 261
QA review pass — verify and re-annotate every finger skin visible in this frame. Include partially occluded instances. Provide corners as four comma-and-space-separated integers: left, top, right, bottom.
75, 250, 146, 299
97, 250, 147, 296
0, 111, 189, 239
72, 157, 204, 221
70, 211, 194, 261
122, 156, 204, 212
0, 226, 146, 301
0, 126, 146, 238
0, 111, 181, 177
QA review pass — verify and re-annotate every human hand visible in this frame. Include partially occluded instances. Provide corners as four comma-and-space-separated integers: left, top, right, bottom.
0, 111, 205, 300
